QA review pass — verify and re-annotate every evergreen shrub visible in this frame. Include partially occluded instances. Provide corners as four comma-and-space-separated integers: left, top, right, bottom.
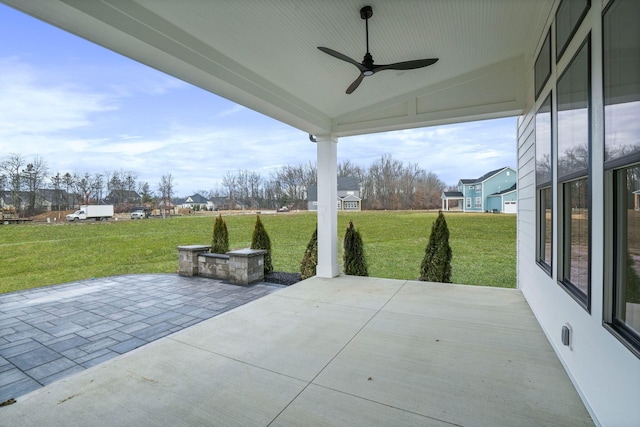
211, 213, 229, 254
251, 215, 273, 273
300, 227, 318, 279
343, 221, 368, 276
419, 210, 452, 282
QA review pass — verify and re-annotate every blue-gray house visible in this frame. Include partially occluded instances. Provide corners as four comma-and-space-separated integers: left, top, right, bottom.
442, 167, 517, 213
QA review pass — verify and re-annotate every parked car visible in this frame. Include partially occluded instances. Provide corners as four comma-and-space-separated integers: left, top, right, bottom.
131, 210, 146, 219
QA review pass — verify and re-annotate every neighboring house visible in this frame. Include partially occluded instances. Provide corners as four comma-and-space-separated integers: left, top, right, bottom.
307, 176, 362, 211
441, 167, 517, 213
206, 196, 245, 211
0, 191, 19, 210
1, 189, 71, 212
36, 188, 71, 211
182, 193, 212, 210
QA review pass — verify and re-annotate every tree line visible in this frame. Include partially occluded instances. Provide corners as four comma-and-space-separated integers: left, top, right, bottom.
0, 152, 446, 215
0, 153, 162, 216
202, 154, 445, 210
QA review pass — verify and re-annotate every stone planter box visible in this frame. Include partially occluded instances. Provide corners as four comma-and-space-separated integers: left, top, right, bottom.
178, 245, 266, 286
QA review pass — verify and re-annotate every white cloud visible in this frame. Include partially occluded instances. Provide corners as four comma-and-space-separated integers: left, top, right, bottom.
216, 104, 247, 118
0, 58, 117, 136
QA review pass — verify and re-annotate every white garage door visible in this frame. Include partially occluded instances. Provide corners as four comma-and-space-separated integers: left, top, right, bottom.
504, 201, 517, 214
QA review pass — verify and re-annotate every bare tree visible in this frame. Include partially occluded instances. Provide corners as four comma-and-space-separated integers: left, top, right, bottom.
91, 173, 105, 204
248, 171, 262, 208
50, 172, 64, 211
158, 173, 175, 217
21, 157, 48, 216
338, 159, 365, 181
0, 153, 25, 215
73, 172, 93, 205
221, 171, 237, 208
271, 162, 316, 209
362, 154, 444, 210
62, 172, 75, 209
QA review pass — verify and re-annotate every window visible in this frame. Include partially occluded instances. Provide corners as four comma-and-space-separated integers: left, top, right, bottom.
535, 29, 551, 99
475, 197, 481, 209
344, 201, 358, 209
476, 184, 482, 191
536, 93, 553, 274
557, 36, 591, 309
604, 0, 640, 356
466, 198, 471, 208
469, 185, 474, 189
555, 0, 590, 62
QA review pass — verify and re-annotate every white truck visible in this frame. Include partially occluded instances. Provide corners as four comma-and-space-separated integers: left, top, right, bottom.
66, 205, 114, 221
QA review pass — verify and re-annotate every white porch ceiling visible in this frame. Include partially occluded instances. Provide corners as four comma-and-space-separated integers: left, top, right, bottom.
3, 0, 554, 136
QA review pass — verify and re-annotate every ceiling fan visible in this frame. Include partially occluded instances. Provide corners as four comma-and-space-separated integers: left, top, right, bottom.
318, 5, 439, 94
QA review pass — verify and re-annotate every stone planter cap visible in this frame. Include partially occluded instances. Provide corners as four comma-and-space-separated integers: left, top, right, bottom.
178, 245, 211, 250
227, 248, 267, 257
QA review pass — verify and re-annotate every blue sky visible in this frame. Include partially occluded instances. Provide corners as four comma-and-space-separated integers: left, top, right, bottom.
0, 4, 516, 196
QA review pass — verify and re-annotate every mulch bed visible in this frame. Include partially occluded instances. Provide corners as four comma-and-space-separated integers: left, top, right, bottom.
263, 271, 302, 286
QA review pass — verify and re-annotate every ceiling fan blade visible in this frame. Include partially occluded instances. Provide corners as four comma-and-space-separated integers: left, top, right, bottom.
346, 74, 365, 94
318, 47, 367, 72
373, 58, 439, 72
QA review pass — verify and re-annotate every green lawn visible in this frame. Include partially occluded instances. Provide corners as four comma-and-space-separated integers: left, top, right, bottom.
0, 211, 516, 294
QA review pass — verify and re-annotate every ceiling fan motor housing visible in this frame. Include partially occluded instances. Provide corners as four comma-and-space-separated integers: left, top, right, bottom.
360, 6, 373, 20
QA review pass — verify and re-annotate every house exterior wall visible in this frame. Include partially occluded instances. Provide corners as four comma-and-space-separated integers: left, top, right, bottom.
483, 168, 516, 201
459, 183, 483, 212
487, 191, 517, 212
517, 1, 639, 425
486, 196, 502, 212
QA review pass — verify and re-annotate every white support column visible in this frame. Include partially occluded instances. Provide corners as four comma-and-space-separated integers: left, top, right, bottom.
315, 134, 339, 278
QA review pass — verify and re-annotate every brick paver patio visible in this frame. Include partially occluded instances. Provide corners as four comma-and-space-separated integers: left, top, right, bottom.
0, 274, 284, 403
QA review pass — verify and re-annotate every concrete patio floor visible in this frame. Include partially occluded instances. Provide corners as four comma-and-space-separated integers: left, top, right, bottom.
1, 276, 593, 426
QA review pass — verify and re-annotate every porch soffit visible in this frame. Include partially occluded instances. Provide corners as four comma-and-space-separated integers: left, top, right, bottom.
3, 0, 553, 137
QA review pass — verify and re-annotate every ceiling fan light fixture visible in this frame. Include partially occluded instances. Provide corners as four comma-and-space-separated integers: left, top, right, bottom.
317, 5, 439, 94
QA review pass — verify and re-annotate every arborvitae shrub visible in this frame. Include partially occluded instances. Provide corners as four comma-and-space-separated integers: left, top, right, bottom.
343, 221, 368, 276
300, 227, 318, 279
251, 215, 273, 274
211, 214, 229, 254
419, 210, 452, 283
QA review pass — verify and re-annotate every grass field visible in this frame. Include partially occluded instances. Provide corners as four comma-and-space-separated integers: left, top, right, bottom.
0, 211, 516, 294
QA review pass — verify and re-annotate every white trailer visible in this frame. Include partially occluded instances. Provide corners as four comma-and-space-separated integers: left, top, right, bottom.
66, 205, 114, 221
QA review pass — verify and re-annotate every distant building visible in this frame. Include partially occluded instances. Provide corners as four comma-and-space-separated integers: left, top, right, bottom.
441, 167, 517, 213
1, 189, 72, 212
182, 193, 212, 210
307, 176, 362, 211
